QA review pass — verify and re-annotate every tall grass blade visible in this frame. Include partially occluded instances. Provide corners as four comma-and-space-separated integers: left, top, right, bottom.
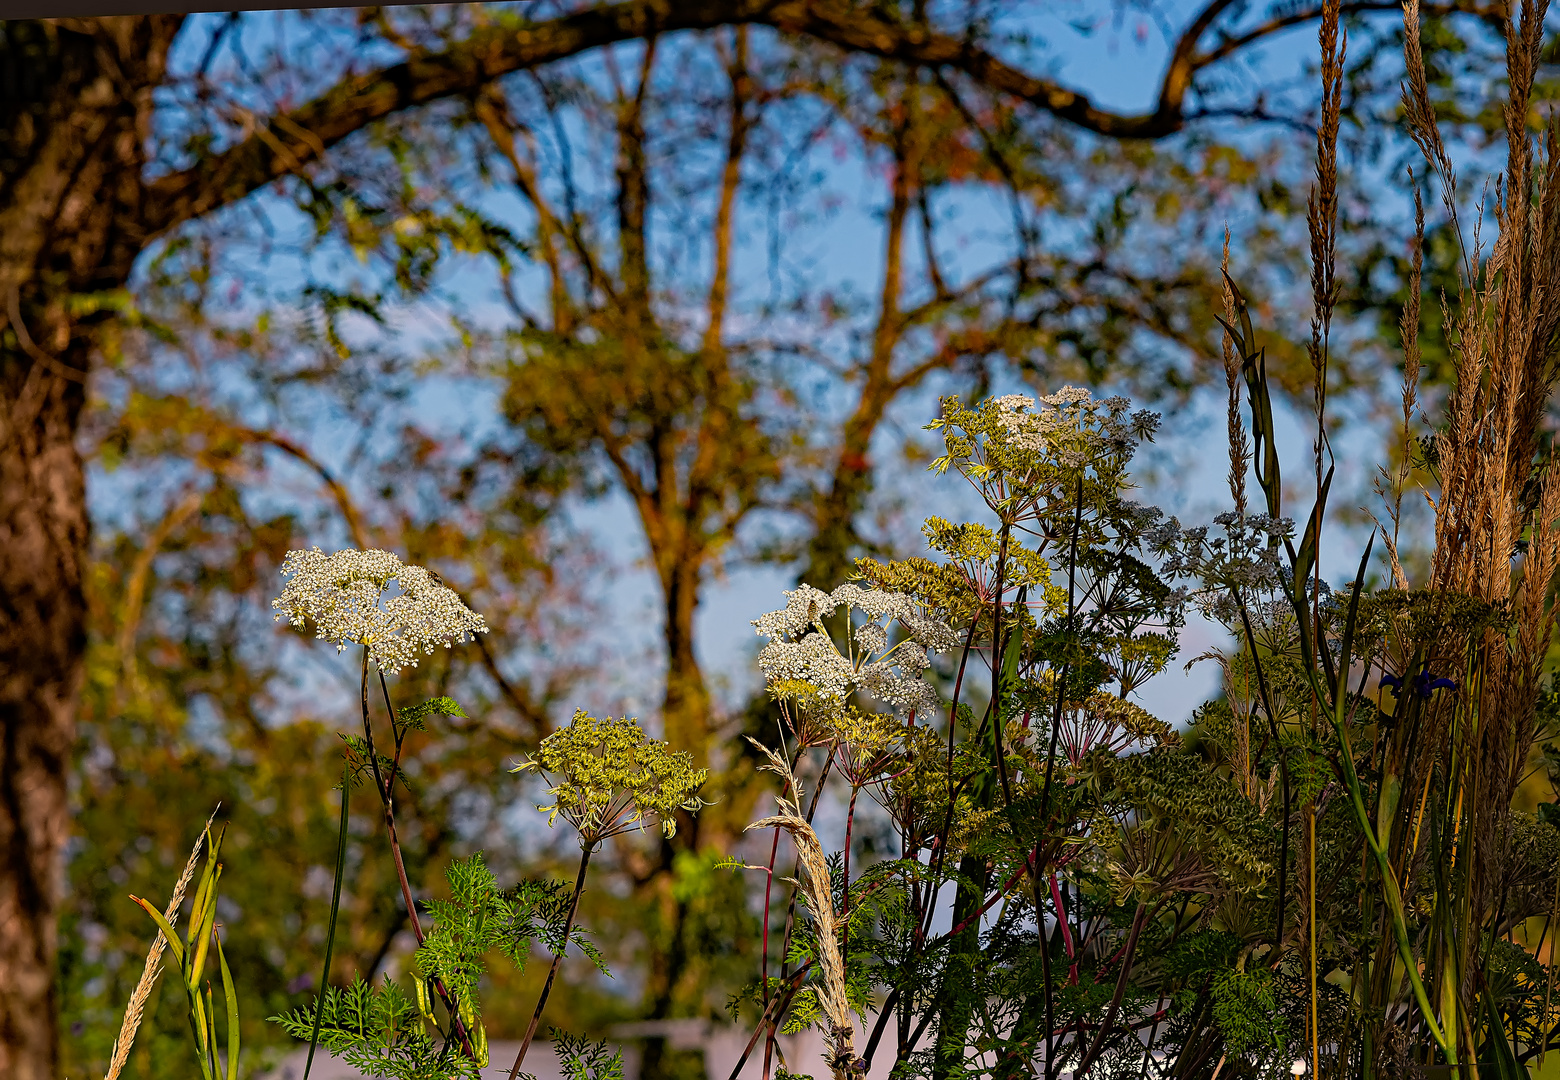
1336, 534, 1374, 718
217, 932, 240, 1080
189, 980, 214, 1080
304, 767, 352, 1080
1482, 977, 1525, 1079
129, 895, 186, 966
187, 863, 222, 990
108, 812, 213, 1080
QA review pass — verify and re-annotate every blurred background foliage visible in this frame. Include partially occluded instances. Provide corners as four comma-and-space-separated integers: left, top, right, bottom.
52, 2, 1557, 1077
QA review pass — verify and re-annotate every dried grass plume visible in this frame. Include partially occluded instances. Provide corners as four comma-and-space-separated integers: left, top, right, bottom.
744, 738, 858, 1080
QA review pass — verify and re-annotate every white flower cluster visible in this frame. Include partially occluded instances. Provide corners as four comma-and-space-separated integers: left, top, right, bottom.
991, 387, 1160, 465
752, 583, 958, 716
271, 547, 488, 673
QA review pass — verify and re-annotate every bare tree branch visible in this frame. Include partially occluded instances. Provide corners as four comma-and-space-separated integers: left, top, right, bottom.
144, 0, 742, 234
144, 0, 1498, 239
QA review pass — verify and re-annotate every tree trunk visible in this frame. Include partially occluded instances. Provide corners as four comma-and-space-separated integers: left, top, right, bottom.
636, 555, 710, 1080
660, 558, 712, 767
0, 363, 88, 1080
0, 18, 179, 1077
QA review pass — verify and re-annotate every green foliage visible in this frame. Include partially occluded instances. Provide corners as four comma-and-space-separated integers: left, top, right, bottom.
270, 853, 613, 1079
397, 695, 470, 732
413, 853, 538, 1028
1210, 966, 1288, 1059
271, 975, 483, 1080
549, 1028, 625, 1080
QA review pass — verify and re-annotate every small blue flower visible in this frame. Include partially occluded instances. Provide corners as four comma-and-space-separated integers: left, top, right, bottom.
1381, 670, 1457, 699
1413, 673, 1459, 699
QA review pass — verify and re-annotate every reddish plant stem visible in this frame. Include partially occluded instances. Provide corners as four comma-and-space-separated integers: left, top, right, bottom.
989, 522, 1017, 811
1048, 874, 1078, 984
725, 964, 813, 1080
915, 620, 983, 952
861, 986, 901, 1068
1039, 480, 1084, 1080
936, 862, 1029, 944
760, 742, 812, 1078
945, 620, 982, 771
760, 827, 780, 1080
841, 784, 860, 963
1073, 901, 1150, 1076
361, 655, 475, 1059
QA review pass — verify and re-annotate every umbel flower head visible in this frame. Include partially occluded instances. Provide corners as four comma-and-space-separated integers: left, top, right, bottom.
271, 547, 488, 674
753, 583, 957, 717
512, 710, 709, 846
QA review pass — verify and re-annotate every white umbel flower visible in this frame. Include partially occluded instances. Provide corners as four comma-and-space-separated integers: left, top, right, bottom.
752, 583, 954, 716
271, 547, 488, 673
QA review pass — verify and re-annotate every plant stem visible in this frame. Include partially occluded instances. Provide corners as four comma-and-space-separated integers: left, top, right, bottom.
990, 518, 1013, 807
1073, 901, 1149, 1076
302, 767, 351, 1080
1038, 479, 1083, 1080
508, 843, 594, 1080
1276, 751, 1293, 956
760, 826, 780, 1080
1232, 595, 1290, 956
945, 620, 981, 771
1330, 703, 1454, 1061
1310, 804, 1320, 1080
725, 965, 812, 1080
1542, 870, 1560, 1068
842, 783, 860, 964
360, 652, 476, 1058
760, 743, 809, 1080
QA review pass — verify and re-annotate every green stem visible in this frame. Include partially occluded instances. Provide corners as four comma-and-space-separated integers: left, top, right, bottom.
361, 650, 476, 1059
1330, 707, 1454, 1062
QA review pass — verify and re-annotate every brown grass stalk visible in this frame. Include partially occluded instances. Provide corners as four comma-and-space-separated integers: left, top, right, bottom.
1221, 228, 1250, 517
1373, 183, 1427, 590
1391, 0, 1560, 1047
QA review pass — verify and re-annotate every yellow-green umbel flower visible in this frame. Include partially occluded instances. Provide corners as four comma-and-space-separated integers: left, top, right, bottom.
512, 710, 708, 847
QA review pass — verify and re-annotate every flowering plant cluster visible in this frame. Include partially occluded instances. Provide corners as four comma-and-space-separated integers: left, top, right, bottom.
271, 547, 488, 673
728, 334, 1560, 1080
753, 583, 959, 717
86, 7, 1560, 1080
257, 552, 704, 1080
930, 388, 1160, 523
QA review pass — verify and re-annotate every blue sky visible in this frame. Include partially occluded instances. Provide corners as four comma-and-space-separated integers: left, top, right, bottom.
102, 2, 1446, 731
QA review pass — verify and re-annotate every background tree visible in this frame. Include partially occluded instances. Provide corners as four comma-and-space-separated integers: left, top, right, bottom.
0, 3, 1538, 1077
